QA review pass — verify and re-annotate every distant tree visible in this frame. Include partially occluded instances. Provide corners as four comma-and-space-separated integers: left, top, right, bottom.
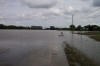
0, 24, 43, 30
84, 25, 100, 31
7, 25, 17, 29
69, 24, 76, 30
0, 24, 6, 29
50, 26, 56, 30
92, 25, 100, 31
84, 25, 92, 31
76, 25, 83, 31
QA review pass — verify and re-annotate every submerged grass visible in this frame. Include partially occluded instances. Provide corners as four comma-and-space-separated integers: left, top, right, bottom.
89, 35, 100, 41
64, 42, 98, 66
76, 31, 100, 42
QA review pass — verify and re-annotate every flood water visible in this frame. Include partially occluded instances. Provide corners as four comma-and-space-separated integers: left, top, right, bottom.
62, 31, 100, 66
0, 30, 100, 66
0, 30, 68, 66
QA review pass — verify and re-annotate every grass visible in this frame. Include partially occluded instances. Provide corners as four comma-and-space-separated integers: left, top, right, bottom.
77, 31, 100, 42
64, 42, 98, 66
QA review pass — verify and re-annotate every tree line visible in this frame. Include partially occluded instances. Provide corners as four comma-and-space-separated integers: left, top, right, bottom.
0, 24, 100, 31
45, 25, 100, 31
0, 24, 43, 30
69, 24, 100, 31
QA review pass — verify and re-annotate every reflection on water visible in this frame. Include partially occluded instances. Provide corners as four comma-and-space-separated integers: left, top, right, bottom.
0, 30, 100, 66
63, 31, 100, 65
0, 30, 69, 66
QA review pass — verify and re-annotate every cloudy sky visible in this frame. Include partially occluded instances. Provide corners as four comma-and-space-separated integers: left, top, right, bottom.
0, 0, 100, 27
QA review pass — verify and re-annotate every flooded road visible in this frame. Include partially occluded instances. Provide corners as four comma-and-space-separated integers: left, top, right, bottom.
62, 31, 100, 66
0, 30, 68, 66
0, 30, 100, 66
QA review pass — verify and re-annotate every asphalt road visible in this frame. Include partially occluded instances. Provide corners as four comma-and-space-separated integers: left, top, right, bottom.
0, 30, 69, 66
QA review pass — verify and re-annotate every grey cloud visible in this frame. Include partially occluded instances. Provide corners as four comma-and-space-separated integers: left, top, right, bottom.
80, 0, 90, 1
93, 0, 100, 6
1, 0, 100, 27
23, 0, 57, 8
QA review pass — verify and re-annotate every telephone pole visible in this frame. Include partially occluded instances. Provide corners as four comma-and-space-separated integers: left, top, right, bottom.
72, 14, 74, 26
71, 14, 74, 44
72, 14, 74, 33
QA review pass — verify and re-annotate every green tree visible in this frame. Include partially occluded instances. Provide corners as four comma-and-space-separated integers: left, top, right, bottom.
50, 26, 56, 30
0, 24, 6, 29
76, 25, 83, 31
69, 24, 76, 30
84, 25, 100, 31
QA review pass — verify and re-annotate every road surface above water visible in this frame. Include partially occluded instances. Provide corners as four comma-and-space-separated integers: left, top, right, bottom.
0, 30, 69, 66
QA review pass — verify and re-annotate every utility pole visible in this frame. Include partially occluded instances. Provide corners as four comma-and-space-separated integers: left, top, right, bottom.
72, 14, 74, 34
72, 14, 74, 26
71, 14, 74, 45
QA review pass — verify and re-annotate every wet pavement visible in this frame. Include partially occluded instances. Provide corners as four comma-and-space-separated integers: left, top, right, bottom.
0, 30, 69, 66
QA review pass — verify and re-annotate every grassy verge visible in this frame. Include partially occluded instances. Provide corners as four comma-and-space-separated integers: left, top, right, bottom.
64, 42, 98, 66
77, 32, 100, 42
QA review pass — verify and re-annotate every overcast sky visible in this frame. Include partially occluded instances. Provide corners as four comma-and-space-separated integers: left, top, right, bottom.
0, 0, 100, 27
